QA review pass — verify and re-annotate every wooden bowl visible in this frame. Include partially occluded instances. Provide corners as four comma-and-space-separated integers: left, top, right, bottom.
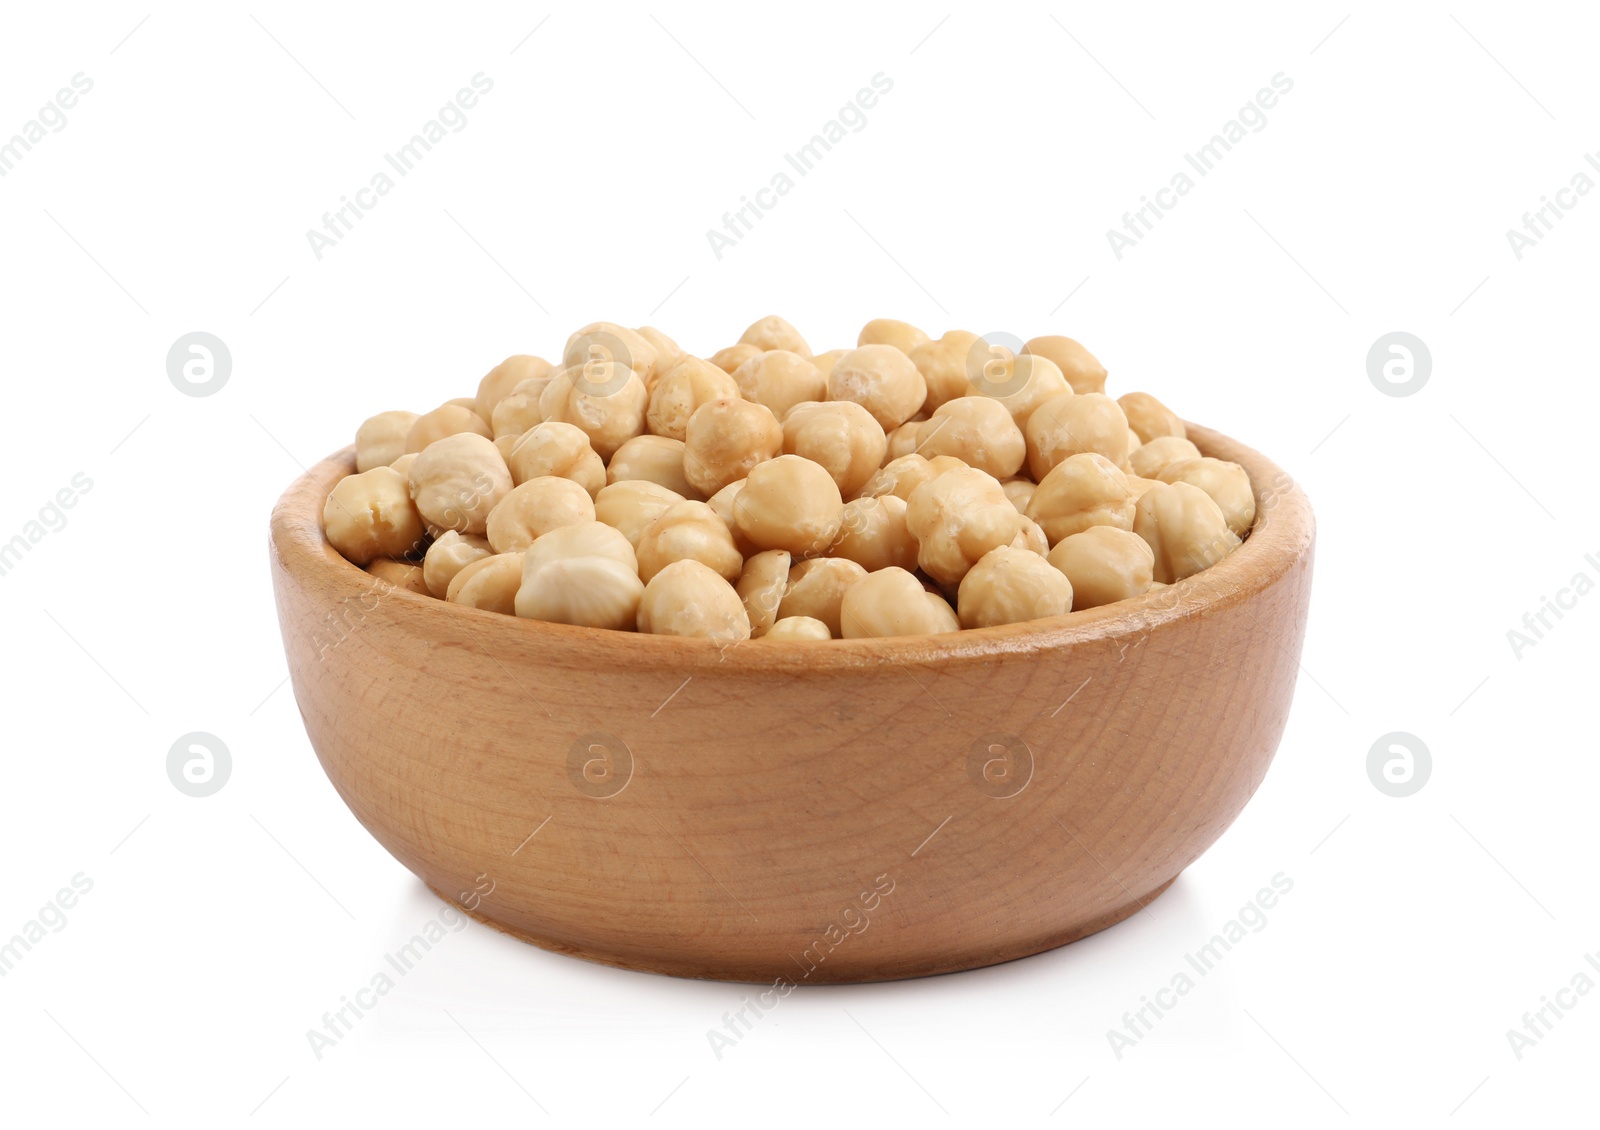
270, 424, 1313, 983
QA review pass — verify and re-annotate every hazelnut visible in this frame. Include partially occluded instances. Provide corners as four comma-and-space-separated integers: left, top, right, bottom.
857, 318, 929, 354
733, 455, 844, 556
637, 559, 752, 640
957, 545, 1075, 628
732, 350, 826, 420
356, 410, 420, 472
407, 432, 513, 536
1046, 526, 1155, 609
406, 401, 492, 453
607, 434, 698, 498
1132, 481, 1241, 584
839, 567, 959, 638
826, 345, 928, 430
682, 398, 782, 496
636, 500, 744, 583
1025, 453, 1135, 544
485, 476, 597, 553
782, 401, 888, 497
777, 557, 868, 637
503, 421, 606, 495
738, 314, 811, 356
1025, 392, 1131, 480
646, 356, 740, 441
905, 465, 1021, 587
1022, 335, 1107, 395
1158, 457, 1256, 538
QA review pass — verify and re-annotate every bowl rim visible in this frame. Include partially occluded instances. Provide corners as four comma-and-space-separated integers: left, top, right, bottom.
270, 422, 1314, 673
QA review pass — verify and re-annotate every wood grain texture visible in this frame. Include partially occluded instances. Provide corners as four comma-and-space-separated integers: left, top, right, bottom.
269, 423, 1315, 983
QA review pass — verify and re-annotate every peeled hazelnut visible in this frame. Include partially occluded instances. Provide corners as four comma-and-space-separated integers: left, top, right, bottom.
446, 552, 524, 614
857, 318, 929, 354
782, 401, 887, 498
905, 465, 1022, 587
957, 545, 1074, 628
515, 555, 643, 630
1158, 457, 1256, 537
423, 530, 493, 597
1046, 526, 1155, 609
779, 557, 868, 637
908, 330, 980, 412
356, 411, 420, 472
827, 345, 927, 431
324, 466, 425, 566
738, 314, 811, 356
733, 350, 826, 420
885, 420, 922, 462
682, 398, 782, 496
646, 356, 740, 441
388, 453, 418, 478
1133, 481, 1241, 584
491, 377, 555, 440
828, 494, 918, 572
635, 326, 683, 382
607, 434, 697, 498
736, 549, 791, 637
562, 322, 657, 380
637, 500, 744, 583
538, 365, 649, 460
839, 566, 959, 638
764, 616, 831, 640
365, 557, 430, 595
406, 401, 492, 453
637, 559, 752, 640
859, 453, 938, 502
514, 523, 640, 629
1023, 335, 1107, 395
808, 349, 848, 379
1118, 391, 1186, 444
1012, 517, 1049, 556
1025, 392, 1131, 480
966, 345, 1071, 428
593, 480, 684, 550
704, 479, 756, 556
485, 476, 596, 553
408, 432, 513, 536
1025, 453, 1135, 544
915, 397, 1026, 479
522, 520, 637, 578
733, 454, 844, 556
476, 355, 554, 421
1130, 435, 1203, 480
504, 421, 606, 494
1002, 479, 1035, 514
1126, 475, 1163, 501
710, 343, 762, 374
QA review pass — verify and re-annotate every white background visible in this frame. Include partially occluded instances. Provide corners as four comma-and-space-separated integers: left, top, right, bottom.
1, 1, 1594, 1126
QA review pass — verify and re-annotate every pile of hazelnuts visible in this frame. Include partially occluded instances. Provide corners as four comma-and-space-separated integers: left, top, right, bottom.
322, 316, 1254, 640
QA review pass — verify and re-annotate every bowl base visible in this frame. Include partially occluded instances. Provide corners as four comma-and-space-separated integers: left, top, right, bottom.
429, 875, 1178, 984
